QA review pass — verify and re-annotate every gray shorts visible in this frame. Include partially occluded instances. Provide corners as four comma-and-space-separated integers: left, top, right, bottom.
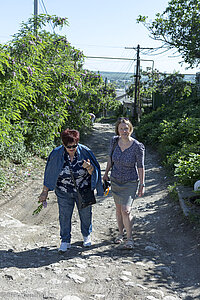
111, 177, 139, 206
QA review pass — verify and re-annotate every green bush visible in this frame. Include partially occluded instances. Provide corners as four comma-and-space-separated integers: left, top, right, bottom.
135, 77, 200, 187
0, 140, 30, 164
0, 14, 119, 161
174, 153, 200, 186
159, 117, 200, 147
165, 141, 200, 170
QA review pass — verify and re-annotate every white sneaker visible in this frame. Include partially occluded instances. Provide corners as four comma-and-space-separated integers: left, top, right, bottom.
83, 235, 91, 247
58, 242, 71, 253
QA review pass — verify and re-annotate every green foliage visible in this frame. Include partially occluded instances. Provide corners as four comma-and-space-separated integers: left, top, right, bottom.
127, 70, 193, 110
166, 141, 200, 170
0, 141, 30, 164
135, 91, 200, 187
0, 14, 118, 160
137, 0, 200, 67
159, 117, 200, 148
194, 193, 200, 206
174, 154, 200, 186
168, 184, 178, 201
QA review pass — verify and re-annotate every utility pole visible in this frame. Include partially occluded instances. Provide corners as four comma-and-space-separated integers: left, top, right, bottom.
34, 0, 38, 35
134, 45, 140, 121
125, 45, 153, 123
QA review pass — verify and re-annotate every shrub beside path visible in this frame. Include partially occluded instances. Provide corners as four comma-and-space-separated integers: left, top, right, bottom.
0, 122, 200, 300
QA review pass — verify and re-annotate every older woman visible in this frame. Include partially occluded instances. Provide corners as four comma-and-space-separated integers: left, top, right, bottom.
103, 118, 145, 249
38, 128, 103, 253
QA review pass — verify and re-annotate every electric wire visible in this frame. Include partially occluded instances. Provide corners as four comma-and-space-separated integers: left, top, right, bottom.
39, 0, 55, 33
107, 49, 134, 81
114, 50, 136, 81
84, 49, 137, 88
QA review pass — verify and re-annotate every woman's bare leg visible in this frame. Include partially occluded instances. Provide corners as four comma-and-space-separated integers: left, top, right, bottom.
115, 203, 124, 235
121, 205, 132, 240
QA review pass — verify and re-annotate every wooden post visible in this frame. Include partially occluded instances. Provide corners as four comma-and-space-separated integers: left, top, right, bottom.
34, 0, 38, 35
133, 44, 140, 122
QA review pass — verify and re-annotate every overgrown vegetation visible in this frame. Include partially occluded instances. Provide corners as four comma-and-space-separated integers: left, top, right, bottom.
134, 0, 200, 189
0, 15, 120, 159
0, 15, 121, 189
134, 72, 200, 187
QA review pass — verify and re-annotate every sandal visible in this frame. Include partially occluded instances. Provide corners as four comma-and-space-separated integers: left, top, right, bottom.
124, 239, 134, 249
114, 235, 124, 244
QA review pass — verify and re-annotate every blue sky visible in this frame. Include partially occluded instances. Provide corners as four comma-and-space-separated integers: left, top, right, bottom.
0, 0, 199, 74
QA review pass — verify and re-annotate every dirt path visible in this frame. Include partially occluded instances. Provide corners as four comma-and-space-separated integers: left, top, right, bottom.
0, 122, 200, 300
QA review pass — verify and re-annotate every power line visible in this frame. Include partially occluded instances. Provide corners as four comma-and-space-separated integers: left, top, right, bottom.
39, 0, 48, 14
86, 56, 137, 61
86, 56, 137, 80
114, 51, 137, 81
86, 55, 154, 67
39, 0, 55, 33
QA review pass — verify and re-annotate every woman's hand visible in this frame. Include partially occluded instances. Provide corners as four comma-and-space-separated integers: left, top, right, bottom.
38, 187, 49, 202
103, 172, 109, 182
103, 157, 111, 182
83, 159, 94, 174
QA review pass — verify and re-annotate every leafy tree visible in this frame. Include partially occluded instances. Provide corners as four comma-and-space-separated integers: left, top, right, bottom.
0, 15, 119, 159
137, 0, 200, 67
126, 70, 193, 107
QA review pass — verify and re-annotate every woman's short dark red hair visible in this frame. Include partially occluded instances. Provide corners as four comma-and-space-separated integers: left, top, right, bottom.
61, 128, 80, 146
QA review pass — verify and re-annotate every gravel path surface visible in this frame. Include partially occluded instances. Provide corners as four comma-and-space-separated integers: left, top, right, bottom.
0, 122, 200, 300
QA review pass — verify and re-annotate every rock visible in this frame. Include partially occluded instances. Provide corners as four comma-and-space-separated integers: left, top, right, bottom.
135, 262, 146, 267
149, 289, 165, 298
157, 266, 171, 275
94, 294, 105, 299
4, 274, 14, 280
146, 297, 159, 300
120, 275, 129, 281
75, 263, 87, 269
62, 296, 82, 300
0, 215, 25, 227
125, 281, 135, 287
67, 273, 86, 283
105, 277, 112, 281
122, 271, 132, 276
145, 245, 157, 251
47, 278, 62, 284
122, 259, 134, 264
163, 297, 181, 300
136, 284, 148, 290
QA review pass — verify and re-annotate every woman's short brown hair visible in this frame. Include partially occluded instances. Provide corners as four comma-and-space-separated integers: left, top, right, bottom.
115, 117, 133, 135
61, 128, 80, 146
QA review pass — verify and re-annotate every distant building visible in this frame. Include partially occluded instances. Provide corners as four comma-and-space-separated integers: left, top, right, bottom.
115, 89, 133, 116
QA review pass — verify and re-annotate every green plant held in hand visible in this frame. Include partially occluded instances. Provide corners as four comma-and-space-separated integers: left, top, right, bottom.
32, 200, 47, 215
